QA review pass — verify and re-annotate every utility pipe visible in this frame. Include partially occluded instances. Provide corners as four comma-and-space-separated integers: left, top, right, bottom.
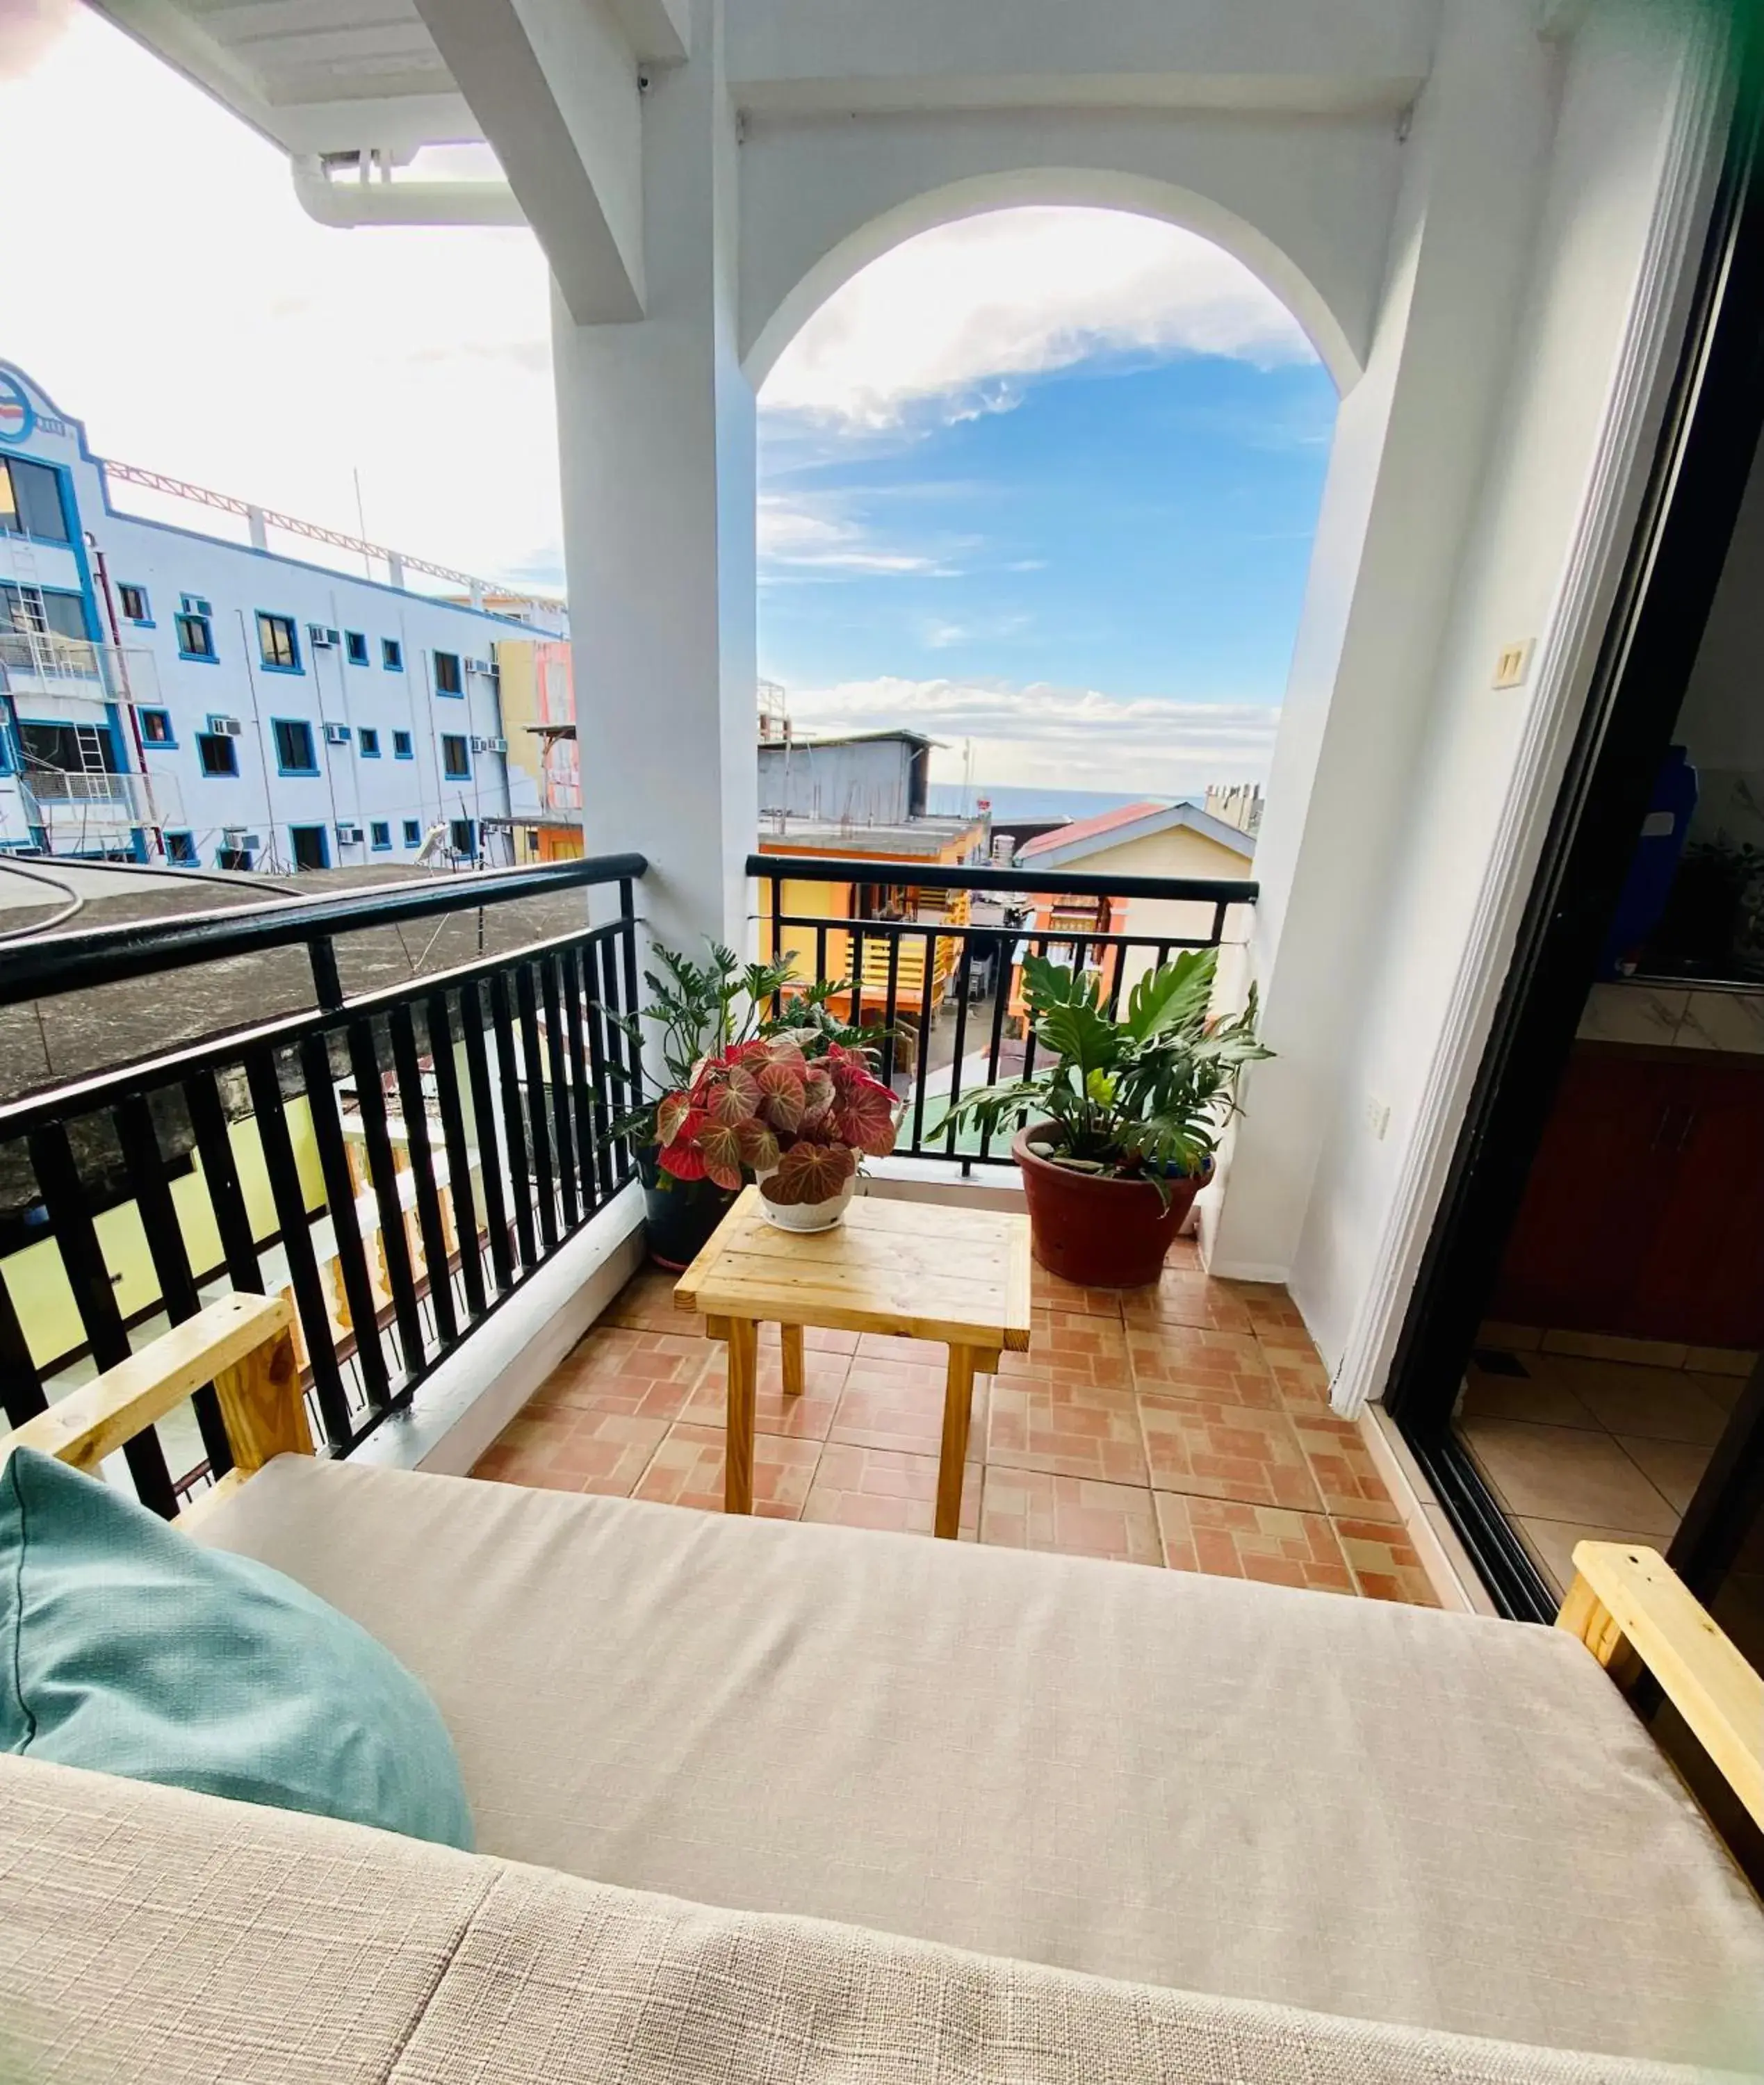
291, 156, 525, 229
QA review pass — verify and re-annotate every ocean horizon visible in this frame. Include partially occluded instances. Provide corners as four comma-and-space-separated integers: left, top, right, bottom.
925, 783, 1175, 822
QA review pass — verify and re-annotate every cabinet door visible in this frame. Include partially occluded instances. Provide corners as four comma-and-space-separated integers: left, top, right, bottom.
1490, 1051, 1678, 1332
1624, 1061, 1764, 1348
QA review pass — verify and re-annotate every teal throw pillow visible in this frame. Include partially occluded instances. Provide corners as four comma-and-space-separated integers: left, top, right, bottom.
0, 1446, 472, 1849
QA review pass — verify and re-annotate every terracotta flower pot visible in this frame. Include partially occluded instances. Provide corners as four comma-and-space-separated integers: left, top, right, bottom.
1012, 1125, 1211, 1289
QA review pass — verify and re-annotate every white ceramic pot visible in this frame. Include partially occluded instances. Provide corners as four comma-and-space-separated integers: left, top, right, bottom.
756, 1172, 856, 1233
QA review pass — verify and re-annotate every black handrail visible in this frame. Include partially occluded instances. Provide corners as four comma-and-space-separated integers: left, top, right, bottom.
744, 852, 1257, 906
0, 853, 650, 1008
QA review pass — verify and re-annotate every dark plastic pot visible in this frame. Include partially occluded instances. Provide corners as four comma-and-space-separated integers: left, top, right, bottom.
1012, 1125, 1211, 1289
637, 1147, 737, 1270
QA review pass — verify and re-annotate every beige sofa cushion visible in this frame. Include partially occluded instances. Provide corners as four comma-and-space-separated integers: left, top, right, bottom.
193, 1457, 1764, 2072
0, 1755, 1740, 2085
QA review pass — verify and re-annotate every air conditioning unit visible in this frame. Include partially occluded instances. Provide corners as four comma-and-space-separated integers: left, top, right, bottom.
487, 735, 509, 754
470, 735, 488, 753
322, 722, 352, 745
308, 624, 341, 648
336, 822, 364, 845
222, 828, 260, 850
465, 656, 494, 676
181, 594, 213, 618
206, 714, 243, 737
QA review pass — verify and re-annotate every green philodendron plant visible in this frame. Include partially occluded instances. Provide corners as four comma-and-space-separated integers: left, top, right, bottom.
936, 947, 1272, 1201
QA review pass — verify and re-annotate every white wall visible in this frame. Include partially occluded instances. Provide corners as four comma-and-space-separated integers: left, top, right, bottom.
1283, 0, 1719, 1383
1209, 0, 1565, 1284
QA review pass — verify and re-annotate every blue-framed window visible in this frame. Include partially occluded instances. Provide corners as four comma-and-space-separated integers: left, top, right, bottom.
176, 609, 216, 661
440, 733, 471, 780
393, 728, 413, 759
165, 830, 197, 865
382, 637, 403, 671
271, 716, 318, 776
0, 456, 71, 543
196, 732, 238, 778
434, 651, 463, 696
344, 630, 369, 666
370, 820, 391, 851
402, 818, 421, 846
117, 584, 152, 626
358, 726, 380, 757
256, 612, 302, 674
136, 707, 175, 749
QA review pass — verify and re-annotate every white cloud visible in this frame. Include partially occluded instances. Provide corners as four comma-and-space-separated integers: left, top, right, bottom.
778, 676, 1279, 794
760, 208, 1315, 431
757, 493, 955, 578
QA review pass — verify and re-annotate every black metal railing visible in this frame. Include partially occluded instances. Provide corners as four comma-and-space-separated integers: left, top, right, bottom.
749, 853, 1258, 1173
0, 856, 646, 1511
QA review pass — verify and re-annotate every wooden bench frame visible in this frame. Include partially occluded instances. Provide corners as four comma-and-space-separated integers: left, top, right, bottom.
4, 1294, 1761, 1833
2, 1293, 312, 1528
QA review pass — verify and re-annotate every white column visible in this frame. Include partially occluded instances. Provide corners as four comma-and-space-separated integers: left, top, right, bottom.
1207, 0, 1561, 1291
552, 0, 755, 951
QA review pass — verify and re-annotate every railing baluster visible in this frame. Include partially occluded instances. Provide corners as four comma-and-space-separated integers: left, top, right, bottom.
882, 930, 902, 1086
560, 948, 607, 1211
0, 1241, 45, 1427
597, 934, 632, 1187
908, 928, 936, 1154
618, 877, 642, 1121
426, 988, 488, 1318
539, 956, 579, 1232
345, 1016, 425, 1386
242, 1047, 354, 1449
488, 970, 539, 1271
769, 876, 785, 1018
184, 1072, 263, 1295
975, 924, 1015, 1163
575, 946, 616, 1205
299, 1029, 393, 1414
514, 962, 559, 1254
388, 1005, 459, 1346
942, 935, 975, 1163
849, 918, 865, 1035
27, 1120, 178, 1519
459, 980, 516, 1292
114, 1094, 234, 1478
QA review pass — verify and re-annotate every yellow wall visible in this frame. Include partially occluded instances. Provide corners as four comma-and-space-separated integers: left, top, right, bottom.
760, 876, 854, 985
2, 1097, 327, 1371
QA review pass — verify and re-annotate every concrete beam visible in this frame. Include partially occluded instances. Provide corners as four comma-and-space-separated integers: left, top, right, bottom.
728, 0, 1439, 118
414, 0, 647, 322
607, 0, 691, 67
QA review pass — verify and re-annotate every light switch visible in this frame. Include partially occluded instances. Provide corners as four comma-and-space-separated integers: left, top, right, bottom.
1492, 639, 1535, 689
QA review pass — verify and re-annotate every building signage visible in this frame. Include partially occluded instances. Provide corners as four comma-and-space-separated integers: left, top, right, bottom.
0, 373, 33, 447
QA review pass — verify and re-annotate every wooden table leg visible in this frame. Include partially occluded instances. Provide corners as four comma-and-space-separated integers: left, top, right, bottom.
781, 1321, 805, 1397
725, 1316, 758, 1515
936, 1346, 978, 1539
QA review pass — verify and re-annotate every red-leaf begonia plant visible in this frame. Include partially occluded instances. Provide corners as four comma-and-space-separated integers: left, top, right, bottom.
656, 1036, 899, 1204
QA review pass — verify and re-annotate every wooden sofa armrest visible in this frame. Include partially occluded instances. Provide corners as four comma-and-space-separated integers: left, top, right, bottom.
3, 1293, 311, 1516
1558, 1540, 1764, 1831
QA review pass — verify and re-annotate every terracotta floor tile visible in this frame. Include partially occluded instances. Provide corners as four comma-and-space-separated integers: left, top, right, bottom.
1029, 1265, 1127, 1318
1127, 1325, 1280, 1407
1288, 1412, 1401, 1523
1137, 1393, 1322, 1513
534, 1326, 712, 1421
1120, 1268, 1255, 1334
998, 1310, 1134, 1392
980, 1469, 1163, 1565
632, 1422, 819, 1519
1332, 1516, 1439, 1605
682, 1342, 850, 1440
986, 1374, 1149, 1485
472, 1409, 669, 1496
1254, 1336, 1334, 1414
854, 1330, 931, 1364
1154, 1494, 1355, 1594
832, 1357, 983, 1457
600, 1268, 689, 1332
803, 1444, 979, 1538
1221, 1281, 1310, 1340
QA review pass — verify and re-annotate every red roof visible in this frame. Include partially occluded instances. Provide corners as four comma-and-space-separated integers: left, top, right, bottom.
1016, 801, 1168, 858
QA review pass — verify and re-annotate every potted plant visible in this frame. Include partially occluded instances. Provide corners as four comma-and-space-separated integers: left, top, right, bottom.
936, 949, 1271, 1286
655, 1035, 899, 1232
613, 944, 887, 1264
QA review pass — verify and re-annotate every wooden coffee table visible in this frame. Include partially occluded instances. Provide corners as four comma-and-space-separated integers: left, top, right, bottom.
674, 1187, 1031, 1538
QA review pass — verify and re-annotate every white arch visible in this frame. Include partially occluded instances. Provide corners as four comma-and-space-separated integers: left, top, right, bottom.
742, 167, 1361, 399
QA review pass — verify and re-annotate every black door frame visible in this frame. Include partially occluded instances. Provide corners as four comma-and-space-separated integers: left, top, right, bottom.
1385, 65, 1764, 1623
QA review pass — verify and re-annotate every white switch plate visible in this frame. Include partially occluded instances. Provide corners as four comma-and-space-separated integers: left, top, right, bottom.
1365, 1096, 1391, 1140
1492, 639, 1535, 689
